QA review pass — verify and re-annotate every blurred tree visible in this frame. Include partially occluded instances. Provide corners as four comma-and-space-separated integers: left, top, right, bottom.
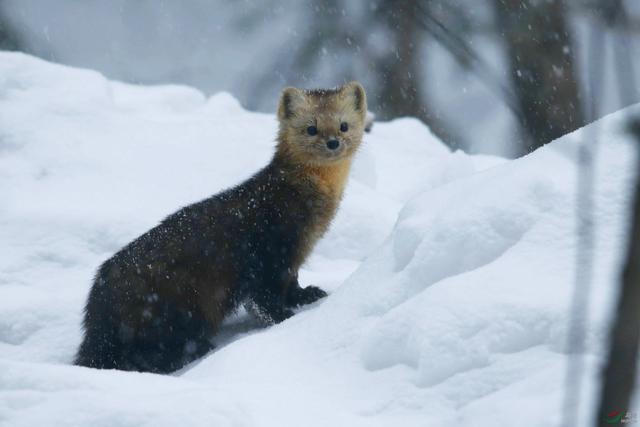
372, 0, 459, 147
373, 0, 424, 120
596, 120, 640, 427
588, 0, 639, 108
494, 0, 585, 155
0, 2, 22, 51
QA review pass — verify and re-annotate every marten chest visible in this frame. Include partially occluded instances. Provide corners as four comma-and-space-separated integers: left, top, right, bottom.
236, 160, 351, 272
293, 160, 351, 263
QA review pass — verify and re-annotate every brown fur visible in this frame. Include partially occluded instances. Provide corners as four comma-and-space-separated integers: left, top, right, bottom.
75, 81, 367, 373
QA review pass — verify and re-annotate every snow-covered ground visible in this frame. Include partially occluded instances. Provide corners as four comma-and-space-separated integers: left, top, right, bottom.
0, 52, 638, 426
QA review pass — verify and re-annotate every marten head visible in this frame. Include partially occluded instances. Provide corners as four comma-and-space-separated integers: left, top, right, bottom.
276, 81, 367, 166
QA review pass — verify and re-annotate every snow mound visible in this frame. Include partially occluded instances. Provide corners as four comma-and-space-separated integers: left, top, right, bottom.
0, 52, 638, 426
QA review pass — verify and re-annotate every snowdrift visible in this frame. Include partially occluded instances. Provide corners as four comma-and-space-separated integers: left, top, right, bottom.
0, 52, 637, 426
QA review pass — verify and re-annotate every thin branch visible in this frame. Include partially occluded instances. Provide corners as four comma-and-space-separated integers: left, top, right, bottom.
414, 1, 526, 126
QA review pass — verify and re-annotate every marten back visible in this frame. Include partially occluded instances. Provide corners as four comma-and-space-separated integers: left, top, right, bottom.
75, 81, 368, 373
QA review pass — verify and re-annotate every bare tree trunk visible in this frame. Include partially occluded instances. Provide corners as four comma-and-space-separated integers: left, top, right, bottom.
375, 0, 460, 148
596, 121, 640, 426
494, 0, 584, 155
376, 0, 423, 119
0, 1, 22, 51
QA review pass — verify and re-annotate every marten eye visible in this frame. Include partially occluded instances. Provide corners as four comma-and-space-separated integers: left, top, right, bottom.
307, 126, 317, 136
340, 122, 349, 132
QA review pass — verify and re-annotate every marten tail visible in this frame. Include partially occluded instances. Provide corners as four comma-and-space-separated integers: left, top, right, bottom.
74, 280, 125, 370
75, 273, 215, 373
74, 322, 121, 369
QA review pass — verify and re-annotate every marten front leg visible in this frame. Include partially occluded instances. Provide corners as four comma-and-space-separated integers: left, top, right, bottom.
247, 274, 326, 324
247, 271, 295, 325
285, 275, 328, 308
249, 289, 294, 324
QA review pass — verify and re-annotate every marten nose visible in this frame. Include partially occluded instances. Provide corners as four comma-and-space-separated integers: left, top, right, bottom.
326, 139, 340, 150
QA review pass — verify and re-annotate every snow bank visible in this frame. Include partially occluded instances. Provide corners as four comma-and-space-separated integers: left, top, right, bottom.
0, 52, 637, 426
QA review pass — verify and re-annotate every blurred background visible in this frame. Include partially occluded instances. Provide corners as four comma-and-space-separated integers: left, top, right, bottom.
1, 0, 638, 157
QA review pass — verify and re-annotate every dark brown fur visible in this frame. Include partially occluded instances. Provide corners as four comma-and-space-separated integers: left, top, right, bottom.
75, 82, 367, 373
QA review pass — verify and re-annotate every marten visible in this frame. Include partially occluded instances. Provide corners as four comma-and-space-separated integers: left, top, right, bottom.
75, 81, 368, 373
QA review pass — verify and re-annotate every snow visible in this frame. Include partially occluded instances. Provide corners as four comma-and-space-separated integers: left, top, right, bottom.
0, 52, 638, 426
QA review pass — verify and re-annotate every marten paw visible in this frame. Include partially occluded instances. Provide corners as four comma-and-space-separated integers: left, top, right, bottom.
244, 300, 295, 325
290, 285, 328, 307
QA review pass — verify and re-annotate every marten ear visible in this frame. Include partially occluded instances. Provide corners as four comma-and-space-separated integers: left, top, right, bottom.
278, 87, 306, 121
340, 81, 367, 119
